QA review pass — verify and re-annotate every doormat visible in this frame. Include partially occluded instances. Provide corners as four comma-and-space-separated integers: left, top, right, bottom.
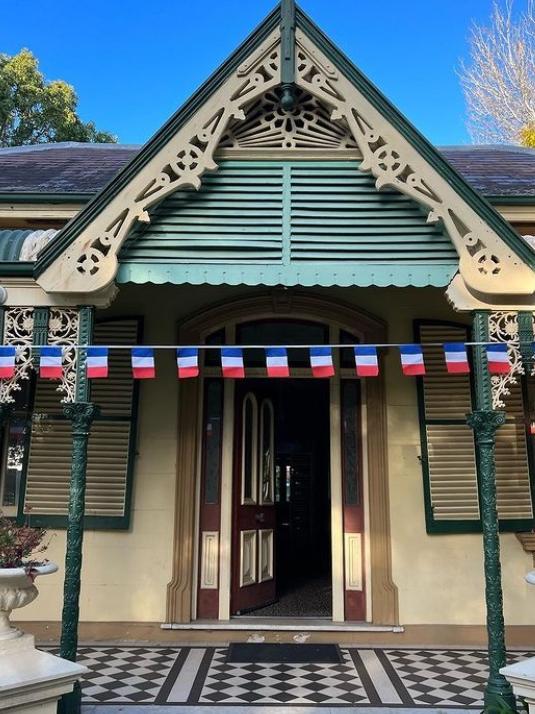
226, 643, 342, 664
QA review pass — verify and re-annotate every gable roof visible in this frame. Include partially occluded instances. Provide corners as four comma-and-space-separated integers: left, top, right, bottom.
1, 142, 535, 200
27, 1, 535, 294
34, 7, 281, 275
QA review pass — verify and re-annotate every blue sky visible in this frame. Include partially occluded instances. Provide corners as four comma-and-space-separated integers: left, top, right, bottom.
0, 0, 515, 146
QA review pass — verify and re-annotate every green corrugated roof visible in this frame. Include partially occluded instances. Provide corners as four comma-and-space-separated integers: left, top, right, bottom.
117, 160, 458, 287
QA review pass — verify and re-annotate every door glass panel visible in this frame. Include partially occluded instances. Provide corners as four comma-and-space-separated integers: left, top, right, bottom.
202, 379, 223, 504
341, 380, 361, 505
241, 393, 257, 504
204, 328, 226, 367
260, 399, 274, 504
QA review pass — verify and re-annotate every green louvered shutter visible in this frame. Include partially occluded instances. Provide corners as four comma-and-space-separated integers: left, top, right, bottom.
21, 318, 139, 529
290, 164, 454, 263
417, 322, 534, 533
122, 163, 285, 263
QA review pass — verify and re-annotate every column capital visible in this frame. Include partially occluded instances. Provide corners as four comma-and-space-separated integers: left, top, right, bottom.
62, 402, 100, 436
467, 409, 506, 443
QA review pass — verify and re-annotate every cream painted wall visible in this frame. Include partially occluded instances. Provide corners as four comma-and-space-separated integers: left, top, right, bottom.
15, 284, 535, 626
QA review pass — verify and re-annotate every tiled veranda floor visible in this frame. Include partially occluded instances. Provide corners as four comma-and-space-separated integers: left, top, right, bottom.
46, 645, 534, 708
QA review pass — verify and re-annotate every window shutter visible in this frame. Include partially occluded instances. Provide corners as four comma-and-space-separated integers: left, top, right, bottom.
418, 323, 480, 532
22, 318, 139, 528
495, 382, 533, 520
417, 321, 534, 533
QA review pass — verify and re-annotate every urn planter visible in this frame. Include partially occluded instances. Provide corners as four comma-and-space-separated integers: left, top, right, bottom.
0, 562, 57, 640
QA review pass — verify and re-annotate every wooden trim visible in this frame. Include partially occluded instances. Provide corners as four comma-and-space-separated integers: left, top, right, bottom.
330, 376, 344, 621
218, 375, 235, 618
165, 379, 200, 622
167, 290, 398, 625
366, 374, 399, 625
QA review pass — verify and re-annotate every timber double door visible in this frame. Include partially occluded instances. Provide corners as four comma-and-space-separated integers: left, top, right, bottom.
231, 384, 277, 614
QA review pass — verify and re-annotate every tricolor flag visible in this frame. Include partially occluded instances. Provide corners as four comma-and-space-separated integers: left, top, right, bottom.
221, 347, 245, 378
86, 347, 109, 378
131, 347, 155, 379
400, 344, 426, 376
265, 347, 289, 378
177, 348, 199, 379
310, 346, 335, 378
443, 343, 470, 374
0, 346, 16, 379
354, 345, 379, 377
40, 346, 63, 379
486, 343, 510, 374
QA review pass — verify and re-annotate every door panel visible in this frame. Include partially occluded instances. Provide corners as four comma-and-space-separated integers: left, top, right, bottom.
231, 385, 276, 614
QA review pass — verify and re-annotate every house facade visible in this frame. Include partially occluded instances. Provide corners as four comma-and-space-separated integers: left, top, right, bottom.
2, 2, 535, 647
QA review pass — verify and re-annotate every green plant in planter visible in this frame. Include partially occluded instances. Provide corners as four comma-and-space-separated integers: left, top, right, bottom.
0, 512, 49, 569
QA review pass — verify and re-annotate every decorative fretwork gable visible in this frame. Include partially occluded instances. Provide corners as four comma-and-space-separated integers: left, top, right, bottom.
292, 29, 535, 302
219, 87, 357, 150
32, 3, 535, 308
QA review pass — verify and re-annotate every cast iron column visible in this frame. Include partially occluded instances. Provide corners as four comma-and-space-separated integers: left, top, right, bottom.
59, 306, 97, 714
59, 401, 99, 714
467, 311, 515, 712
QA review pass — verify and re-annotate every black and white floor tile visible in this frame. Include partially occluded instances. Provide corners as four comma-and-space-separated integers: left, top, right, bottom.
44, 645, 535, 707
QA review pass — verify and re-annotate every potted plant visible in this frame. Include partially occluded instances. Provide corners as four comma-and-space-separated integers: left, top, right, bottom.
0, 512, 56, 640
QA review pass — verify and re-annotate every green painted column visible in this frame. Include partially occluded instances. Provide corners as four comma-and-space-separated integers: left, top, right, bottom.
58, 307, 99, 714
467, 311, 515, 712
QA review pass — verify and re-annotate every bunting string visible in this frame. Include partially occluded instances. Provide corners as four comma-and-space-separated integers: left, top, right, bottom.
0, 341, 530, 381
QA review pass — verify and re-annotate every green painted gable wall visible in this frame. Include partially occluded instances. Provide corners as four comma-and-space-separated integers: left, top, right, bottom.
117, 160, 458, 288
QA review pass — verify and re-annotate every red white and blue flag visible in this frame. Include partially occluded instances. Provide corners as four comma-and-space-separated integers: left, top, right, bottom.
86, 347, 109, 378
265, 347, 289, 378
40, 346, 63, 379
221, 347, 245, 378
354, 345, 379, 377
310, 346, 335, 378
486, 343, 510, 374
443, 343, 470, 374
0, 346, 16, 379
400, 344, 426, 376
131, 347, 155, 379
177, 348, 199, 379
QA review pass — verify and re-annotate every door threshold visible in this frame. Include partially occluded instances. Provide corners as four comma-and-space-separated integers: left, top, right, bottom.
162, 618, 404, 632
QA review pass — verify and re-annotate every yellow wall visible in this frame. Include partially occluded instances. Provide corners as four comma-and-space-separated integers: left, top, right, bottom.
17, 284, 535, 627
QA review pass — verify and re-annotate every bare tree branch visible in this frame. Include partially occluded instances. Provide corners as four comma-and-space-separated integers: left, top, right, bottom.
460, 0, 535, 145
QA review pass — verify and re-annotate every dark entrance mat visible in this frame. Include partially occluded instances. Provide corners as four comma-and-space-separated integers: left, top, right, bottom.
226, 642, 342, 664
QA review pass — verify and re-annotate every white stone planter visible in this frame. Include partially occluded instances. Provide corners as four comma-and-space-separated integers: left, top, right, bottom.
0, 562, 58, 640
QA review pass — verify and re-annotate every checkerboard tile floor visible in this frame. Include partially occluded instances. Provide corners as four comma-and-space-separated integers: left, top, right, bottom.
44, 645, 535, 707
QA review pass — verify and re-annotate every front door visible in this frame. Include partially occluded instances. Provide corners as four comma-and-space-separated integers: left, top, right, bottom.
231, 384, 276, 614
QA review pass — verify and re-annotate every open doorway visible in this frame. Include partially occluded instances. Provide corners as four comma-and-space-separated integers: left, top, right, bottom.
231, 379, 331, 618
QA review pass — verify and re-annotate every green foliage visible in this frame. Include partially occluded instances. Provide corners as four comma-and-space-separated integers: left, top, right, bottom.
0, 511, 48, 568
520, 124, 535, 148
0, 48, 116, 147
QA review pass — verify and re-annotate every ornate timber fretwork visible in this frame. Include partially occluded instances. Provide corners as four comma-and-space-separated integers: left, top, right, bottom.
37, 32, 281, 295
0, 308, 35, 404
47, 308, 80, 404
293, 30, 535, 297
219, 87, 357, 150
489, 311, 524, 408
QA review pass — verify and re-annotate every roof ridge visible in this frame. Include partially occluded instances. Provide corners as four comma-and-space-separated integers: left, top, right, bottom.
0, 142, 142, 155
